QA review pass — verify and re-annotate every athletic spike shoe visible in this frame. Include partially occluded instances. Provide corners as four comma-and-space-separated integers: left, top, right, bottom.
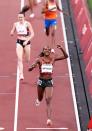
29, 13, 35, 18
51, 49, 55, 53
35, 99, 40, 106
47, 119, 52, 126
19, 74, 24, 80
37, 0, 41, 3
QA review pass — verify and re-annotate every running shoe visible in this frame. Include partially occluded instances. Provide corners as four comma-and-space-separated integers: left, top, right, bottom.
51, 49, 55, 53
35, 99, 40, 106
37, 0, 41, 3
19, 74, 24, 80
47, 119, 52, 126
29, 13, 35, 18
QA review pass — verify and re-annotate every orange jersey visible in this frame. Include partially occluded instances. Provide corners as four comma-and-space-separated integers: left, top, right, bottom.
44, 1, 57, 19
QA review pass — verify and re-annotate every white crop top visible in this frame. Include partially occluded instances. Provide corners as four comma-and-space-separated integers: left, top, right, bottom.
15, 21, 28, 35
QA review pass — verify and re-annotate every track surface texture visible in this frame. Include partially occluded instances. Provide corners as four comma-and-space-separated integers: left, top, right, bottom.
0, 0, 80, 131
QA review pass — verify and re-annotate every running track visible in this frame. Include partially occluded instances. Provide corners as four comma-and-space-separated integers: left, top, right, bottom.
0, 0, 81, 131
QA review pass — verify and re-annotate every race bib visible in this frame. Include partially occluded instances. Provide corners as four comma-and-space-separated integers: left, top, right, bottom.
41, 64, 53, 73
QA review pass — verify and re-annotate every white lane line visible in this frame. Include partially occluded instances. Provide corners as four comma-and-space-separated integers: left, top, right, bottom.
26, 128, 68, 130
58, 0, 81, 131
14, 67, 20, 131
13, 0, 25, 131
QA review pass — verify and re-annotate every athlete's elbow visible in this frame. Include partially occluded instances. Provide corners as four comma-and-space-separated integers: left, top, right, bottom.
10, 32, 14, 36
30, 33, 34, 40
64, 54, 68, 59
32, 32, 34, 38
66, 54, 68, 58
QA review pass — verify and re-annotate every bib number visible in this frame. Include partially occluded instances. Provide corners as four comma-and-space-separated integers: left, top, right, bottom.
41, 64, 53, 73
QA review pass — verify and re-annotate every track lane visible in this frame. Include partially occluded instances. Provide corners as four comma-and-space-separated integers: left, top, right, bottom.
16, 1, 79, 131
0, 0, 20, 130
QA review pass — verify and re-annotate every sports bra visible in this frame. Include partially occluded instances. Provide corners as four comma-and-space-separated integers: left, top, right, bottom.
45, 0, 57, 19
40, 57, 54, 74
15, 21, 28, 35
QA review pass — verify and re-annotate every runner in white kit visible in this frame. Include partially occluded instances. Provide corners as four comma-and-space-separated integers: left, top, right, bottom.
10, 12, 34, 80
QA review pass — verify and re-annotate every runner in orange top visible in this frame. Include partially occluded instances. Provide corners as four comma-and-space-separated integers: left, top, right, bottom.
42, 0, 68, 52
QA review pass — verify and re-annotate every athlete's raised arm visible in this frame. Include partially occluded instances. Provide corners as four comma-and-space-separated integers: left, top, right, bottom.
28, 58, 40, 71
55, 45, 68, 61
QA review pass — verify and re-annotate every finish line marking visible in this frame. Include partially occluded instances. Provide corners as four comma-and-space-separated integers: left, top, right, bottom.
26, 128, 68, 130
14, 0, 25, 131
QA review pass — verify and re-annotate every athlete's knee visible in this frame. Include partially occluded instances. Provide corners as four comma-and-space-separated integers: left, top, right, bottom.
46, 32, 49, 36
38, 96, 43, 101
26, 56, 30, 63
38, 94, 43, 101
45, 97, 52, 105
51, 30, 55, 37
17, 57, 23, 66
46, 28, 49, 36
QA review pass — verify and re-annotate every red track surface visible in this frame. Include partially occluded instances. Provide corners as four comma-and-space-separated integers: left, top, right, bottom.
0, 0, 79, 131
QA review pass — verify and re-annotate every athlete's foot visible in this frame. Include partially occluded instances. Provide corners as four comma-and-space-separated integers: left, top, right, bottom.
19, 74, 24, 80
44, 28, 46, 32
35, 99, 40, 106
37, 0, 41, 3
46, 119, 52, 126
29, 13, 35, 18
